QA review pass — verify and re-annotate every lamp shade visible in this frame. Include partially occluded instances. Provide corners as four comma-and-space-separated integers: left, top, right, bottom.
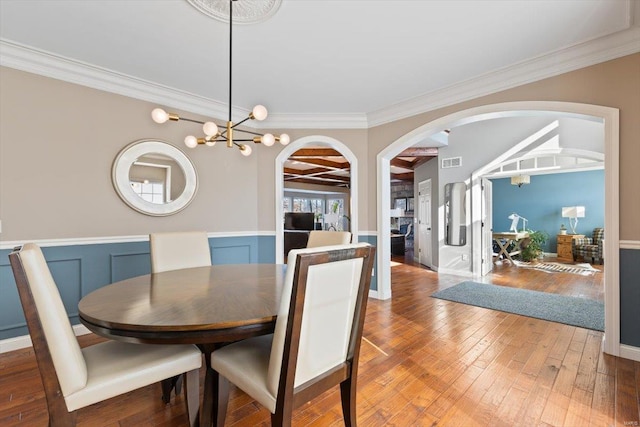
510, 175, 530, 186
562, 206, 585, 218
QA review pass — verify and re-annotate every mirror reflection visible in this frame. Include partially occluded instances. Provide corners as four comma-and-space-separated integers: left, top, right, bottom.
128, 153, 187, 205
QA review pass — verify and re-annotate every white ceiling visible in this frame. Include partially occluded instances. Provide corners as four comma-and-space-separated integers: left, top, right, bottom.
1, 0, 639, 128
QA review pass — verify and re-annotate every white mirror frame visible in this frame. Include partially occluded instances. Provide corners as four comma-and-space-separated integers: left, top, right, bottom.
112, 139, 198, 216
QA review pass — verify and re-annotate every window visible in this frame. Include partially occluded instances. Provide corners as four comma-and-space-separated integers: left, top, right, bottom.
292, 198, 323, 215
131, 181, 164, 204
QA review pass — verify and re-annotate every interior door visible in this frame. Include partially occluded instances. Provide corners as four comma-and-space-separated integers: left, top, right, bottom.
481, 178, 493, 275
418, 179, 432, 268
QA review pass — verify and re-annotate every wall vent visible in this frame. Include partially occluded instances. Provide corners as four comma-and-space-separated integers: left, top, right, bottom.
442, 156, 462, 169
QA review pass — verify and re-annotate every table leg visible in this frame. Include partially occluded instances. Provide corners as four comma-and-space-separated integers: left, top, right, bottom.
198, 344, 215, 427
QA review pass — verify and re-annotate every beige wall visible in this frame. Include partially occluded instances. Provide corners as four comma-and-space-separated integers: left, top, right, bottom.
368, 53, 640, 240
1, 53, 638, 242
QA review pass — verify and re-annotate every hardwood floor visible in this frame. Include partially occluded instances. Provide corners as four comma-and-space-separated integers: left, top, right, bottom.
1, 256, 637, 426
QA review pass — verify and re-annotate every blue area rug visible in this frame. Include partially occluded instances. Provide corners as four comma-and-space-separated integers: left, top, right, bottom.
431, 281, 604, 331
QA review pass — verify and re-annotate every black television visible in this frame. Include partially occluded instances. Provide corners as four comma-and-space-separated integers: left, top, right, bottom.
284, 212, 315, 231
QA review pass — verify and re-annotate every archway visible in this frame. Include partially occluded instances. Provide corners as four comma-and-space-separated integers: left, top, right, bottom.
275, 135, 359, 264
376, 101, 619, 356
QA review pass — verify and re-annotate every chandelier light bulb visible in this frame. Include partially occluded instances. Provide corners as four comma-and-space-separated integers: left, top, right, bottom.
151, 108, 169, 124
262, 133, 275, 147
184, 135, 198, 148
279, 134, 290, 145
203, 121, 219, 137
240, 144, 252, 156
205, 139, 216, 147
252, 105, 268, 121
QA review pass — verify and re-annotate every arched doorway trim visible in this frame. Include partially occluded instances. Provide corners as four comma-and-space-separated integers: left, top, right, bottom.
275, 135, 359, 264
376, 101, 619, 356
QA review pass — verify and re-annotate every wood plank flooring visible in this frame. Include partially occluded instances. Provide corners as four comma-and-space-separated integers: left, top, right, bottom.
1, 256, 638, 426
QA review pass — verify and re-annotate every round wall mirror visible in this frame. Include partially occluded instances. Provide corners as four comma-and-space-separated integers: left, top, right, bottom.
112, 139, 198, 216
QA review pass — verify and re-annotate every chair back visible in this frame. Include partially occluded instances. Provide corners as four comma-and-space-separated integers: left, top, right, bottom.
150, 231, 211, 273
305, 230, 352, 248
266, 243, 375, 400
592, 227, 604, 243
8, 244, 88, 400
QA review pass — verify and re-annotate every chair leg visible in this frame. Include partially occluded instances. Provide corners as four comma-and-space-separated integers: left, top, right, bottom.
340, 377, 357, 427
212, 370, 230, 427
161, 375, 182, 403
184, 369, 200, 427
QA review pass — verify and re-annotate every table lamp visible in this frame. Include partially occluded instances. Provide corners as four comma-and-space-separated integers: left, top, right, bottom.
561, 206, 585, 234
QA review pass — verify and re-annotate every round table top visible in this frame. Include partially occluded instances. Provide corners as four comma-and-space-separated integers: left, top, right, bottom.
78, 264, 285, 344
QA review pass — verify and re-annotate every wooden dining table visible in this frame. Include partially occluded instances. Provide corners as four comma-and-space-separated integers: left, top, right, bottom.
78, 264, 286, 426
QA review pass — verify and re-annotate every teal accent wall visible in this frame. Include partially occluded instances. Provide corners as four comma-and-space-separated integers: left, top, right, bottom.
491, 170, 605, 252
0, 235, 274, 340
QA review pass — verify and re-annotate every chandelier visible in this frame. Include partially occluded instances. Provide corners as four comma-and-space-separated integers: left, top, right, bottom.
151, 0, 289, 156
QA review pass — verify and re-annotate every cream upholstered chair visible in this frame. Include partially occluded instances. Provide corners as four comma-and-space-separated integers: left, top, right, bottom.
211, 243, 376, 426
305, 230, 352, 248
8, 243, 202, 427
149, 231, 211, 400
150, 231, 211, 273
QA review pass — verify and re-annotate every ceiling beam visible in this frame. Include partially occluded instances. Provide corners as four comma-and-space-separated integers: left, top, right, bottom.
391, 158, 414, 169
291, 148, 343, 157
398, 147, 438, 157
289, 158, 350, 169
391, 172, 414, 181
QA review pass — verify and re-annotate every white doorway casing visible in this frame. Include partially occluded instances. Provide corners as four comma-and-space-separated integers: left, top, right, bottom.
275, 135, 359, 265
377, 101, 619, 357
418, 179, 433, 268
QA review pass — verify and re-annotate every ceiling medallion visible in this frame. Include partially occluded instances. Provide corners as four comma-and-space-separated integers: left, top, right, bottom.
186, 0, 282, 24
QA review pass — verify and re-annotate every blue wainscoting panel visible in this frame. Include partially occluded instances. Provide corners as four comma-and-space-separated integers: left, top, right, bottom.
111, 251, 151, 283
358, 234, 378, 291
212, 245, 251, 264
0, 260, 28, 338
0, 235, 276, 340
620, 248, 640, 347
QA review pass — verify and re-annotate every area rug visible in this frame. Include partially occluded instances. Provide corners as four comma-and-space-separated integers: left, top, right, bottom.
431, 281, 604, 331
513, 260, 599, 276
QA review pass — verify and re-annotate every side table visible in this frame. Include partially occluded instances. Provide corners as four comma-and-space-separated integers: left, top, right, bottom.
557, 234, 584, 262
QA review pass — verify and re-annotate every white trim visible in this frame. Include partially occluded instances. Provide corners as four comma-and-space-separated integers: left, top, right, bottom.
367, 26, 640, 127
2, 19, 638, 129
0, 324, 90, 354
274, 136, 359, 265
620, 240, 640, 250
619, 344, 640, 363
368, 289, 379, 299
0, 230, 277, 250
376, 101, 620, 358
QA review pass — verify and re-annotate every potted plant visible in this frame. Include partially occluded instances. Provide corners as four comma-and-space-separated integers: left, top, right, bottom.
520, 229, 549, 262
559, 224, 567, 235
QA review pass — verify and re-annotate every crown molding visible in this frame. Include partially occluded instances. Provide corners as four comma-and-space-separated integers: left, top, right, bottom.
2, 22, 639, 130
367, 25, 640, 127
0, 39, 256, 126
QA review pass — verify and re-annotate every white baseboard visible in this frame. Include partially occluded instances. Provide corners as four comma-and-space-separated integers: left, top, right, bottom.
619, 344, 640, 363
368, 289, 380, 299
0, 324, 91, 354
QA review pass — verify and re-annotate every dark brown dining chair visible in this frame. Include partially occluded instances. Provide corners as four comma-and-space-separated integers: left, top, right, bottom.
9, 243, 202, 427
211, 243, 376, 426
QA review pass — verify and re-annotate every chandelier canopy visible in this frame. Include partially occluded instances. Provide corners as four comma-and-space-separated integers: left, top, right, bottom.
151, 0, 288, 156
